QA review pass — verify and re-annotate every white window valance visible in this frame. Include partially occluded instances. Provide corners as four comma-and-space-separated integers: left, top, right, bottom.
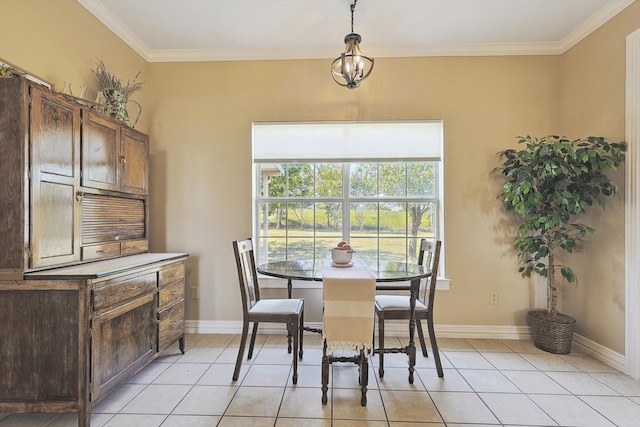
252, 121, 443, 163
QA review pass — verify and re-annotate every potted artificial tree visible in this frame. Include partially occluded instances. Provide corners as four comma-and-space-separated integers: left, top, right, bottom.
492, 135, 627, 354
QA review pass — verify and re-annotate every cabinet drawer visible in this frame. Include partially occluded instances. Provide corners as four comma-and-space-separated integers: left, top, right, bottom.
93, 272, 157, 311
121, 239, 148, 255
159, 262, 185, 287
158, 301, 184, 351
159, 279, 184, 309
82, 242, 120, 261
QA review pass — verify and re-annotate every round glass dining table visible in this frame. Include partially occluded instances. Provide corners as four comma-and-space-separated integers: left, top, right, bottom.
257, 258, 432, 383
257, 259, 431, 293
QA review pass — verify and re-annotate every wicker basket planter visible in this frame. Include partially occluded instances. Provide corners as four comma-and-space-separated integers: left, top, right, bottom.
527, 309, 576, 354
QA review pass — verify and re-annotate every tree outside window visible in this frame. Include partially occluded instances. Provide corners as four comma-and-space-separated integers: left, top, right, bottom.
257, 161, 437, 265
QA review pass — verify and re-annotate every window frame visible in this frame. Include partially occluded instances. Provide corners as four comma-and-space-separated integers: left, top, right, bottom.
251, 121, 446, 281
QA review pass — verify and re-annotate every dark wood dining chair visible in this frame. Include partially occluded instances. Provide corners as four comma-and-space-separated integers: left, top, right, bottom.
374, 239, 443, 378
232, 238, 304, 384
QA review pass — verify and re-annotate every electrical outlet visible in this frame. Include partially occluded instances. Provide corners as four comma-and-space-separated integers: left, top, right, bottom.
191, 287, 199, 300
490, 292, 498, 305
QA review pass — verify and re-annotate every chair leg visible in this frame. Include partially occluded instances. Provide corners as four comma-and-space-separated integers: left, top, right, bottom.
416, 319, 429, 357
321, 339, 329, 405
378, 312, 385, 378
233, 320, 249, 381
299, 310, 304, 359
248, 322, 259, 359
427, 314, 444, 377
291, 319, 299, 384
287, 322, 292, 353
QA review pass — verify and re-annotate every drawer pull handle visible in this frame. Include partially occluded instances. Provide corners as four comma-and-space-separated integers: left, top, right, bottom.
95, 250, 105, 254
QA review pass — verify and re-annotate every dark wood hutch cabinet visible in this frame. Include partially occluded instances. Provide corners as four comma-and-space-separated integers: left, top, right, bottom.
0, 76, 188, 427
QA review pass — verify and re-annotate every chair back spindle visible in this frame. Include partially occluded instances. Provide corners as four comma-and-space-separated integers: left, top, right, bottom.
233, 238, 260, 312
421, 240, 441, 310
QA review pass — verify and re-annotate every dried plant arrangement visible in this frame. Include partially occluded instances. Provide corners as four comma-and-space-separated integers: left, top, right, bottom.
0, 64, 22, 78
93, 60, 143, 98
92, 60, 143, 127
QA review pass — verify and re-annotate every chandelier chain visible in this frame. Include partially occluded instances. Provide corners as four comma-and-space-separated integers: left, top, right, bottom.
350, 0, 358, 33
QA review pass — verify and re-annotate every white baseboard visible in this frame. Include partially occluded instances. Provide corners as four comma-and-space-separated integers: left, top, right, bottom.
573, 333, 626, 373
185, 320, 624, 372
432, 324, 532, 340
185, 320, 529, 339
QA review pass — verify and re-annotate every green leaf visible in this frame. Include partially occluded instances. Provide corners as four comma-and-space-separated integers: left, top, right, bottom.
493, 134, 626, 304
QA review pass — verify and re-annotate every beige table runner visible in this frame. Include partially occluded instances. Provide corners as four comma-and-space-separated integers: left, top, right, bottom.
322, 258, 376, 353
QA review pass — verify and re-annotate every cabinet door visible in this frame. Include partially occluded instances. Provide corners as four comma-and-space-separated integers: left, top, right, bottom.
91, 292, 155, 402
121, 128, 148, 195
30, 88, 81, 268
82, 112, 120, 192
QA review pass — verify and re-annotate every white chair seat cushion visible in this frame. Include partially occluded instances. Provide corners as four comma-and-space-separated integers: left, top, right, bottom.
250, 298, 303, 315
375, 295, 427, 311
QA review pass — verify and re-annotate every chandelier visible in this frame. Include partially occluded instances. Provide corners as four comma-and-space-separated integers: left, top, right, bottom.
330, 0, 374, 89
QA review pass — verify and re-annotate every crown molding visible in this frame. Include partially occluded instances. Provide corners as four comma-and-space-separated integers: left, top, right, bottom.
146, 42, 566, 63
559, 0, 637, 53
370, 43, 566, 58
78, 0, 153, 61
78, 0, 637, 63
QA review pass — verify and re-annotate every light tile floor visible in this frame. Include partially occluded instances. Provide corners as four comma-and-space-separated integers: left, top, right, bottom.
3, 333, 640, 426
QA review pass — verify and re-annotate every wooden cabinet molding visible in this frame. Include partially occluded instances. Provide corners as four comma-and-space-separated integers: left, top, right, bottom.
0, 77, 188, 427
0, 77, 150, 276
0, 253, 188, 427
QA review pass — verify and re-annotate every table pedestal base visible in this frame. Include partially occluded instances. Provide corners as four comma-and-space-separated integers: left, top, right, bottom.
322, 340, 369, 406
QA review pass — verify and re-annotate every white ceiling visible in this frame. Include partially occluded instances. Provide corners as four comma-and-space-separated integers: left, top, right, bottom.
78, 0, 637, 62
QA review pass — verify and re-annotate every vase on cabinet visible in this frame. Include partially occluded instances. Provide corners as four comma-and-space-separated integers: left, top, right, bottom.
102, 88, 141, 128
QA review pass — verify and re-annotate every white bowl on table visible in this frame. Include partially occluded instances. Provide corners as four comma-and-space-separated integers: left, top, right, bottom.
331, 248, 353, 264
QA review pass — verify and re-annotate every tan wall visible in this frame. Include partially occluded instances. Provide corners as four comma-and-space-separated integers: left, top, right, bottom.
146, 56, 561, 326
560, 0, 640, 353
0, 0, 149, 132
1, 0, 637, 353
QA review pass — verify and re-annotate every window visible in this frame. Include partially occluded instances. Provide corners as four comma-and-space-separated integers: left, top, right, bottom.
252, 121, 444, 269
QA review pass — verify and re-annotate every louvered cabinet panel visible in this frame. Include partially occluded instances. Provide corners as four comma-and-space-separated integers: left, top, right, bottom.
81, 194, 148, 260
